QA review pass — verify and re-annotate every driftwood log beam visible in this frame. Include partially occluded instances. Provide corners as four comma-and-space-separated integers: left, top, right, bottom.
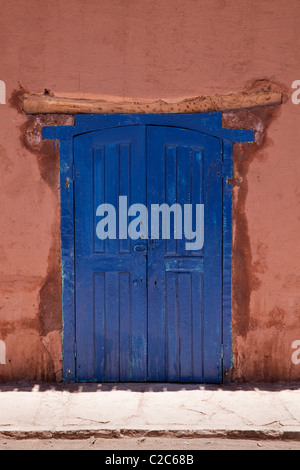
22, 91, 283, 115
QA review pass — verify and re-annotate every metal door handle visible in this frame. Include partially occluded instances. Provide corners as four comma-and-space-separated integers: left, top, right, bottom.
133, 244, 147, 253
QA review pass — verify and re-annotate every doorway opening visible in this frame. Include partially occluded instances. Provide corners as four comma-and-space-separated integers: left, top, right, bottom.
42, 113, 254, 383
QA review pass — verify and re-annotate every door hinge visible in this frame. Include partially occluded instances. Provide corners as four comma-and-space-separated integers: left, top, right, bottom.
221, 344, 224, 360
74, 342, 77, 358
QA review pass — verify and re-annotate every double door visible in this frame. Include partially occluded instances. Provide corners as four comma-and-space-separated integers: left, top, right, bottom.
74, 125, 222, 382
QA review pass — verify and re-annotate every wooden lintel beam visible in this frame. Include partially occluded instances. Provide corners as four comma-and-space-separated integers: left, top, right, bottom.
22, 91, 283, 115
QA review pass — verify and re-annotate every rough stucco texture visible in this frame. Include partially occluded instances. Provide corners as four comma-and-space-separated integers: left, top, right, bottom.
0, 0, 299, 381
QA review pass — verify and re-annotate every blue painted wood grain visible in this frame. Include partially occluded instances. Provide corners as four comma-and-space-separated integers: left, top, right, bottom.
222, 140, 234, 379
59, 139, 76, 381
147, 126, 222, 382
74, 126, 147, 381
42, 112, 254, 143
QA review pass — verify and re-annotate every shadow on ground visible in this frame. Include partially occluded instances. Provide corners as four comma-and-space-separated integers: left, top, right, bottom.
0, 381, 299, 393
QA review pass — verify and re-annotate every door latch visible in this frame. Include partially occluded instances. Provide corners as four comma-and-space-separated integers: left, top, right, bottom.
133, 244, 147, 253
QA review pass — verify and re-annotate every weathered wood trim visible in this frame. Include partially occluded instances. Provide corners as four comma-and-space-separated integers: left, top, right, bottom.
23, 91, 283, 115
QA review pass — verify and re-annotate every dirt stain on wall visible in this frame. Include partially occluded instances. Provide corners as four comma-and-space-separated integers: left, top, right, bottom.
10, 86, 74, 190
222, 79, 287, 379
7, 86, 74, 380
38, 221, 63, 337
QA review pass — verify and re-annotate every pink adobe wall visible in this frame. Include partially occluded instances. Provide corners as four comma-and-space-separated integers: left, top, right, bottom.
0, 0, 299, 381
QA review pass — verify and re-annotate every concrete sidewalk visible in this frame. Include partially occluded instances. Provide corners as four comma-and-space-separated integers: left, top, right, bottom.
0, 382, 300, 440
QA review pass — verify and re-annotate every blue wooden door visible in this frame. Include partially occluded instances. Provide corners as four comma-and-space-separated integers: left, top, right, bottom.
74, 125, 222, 382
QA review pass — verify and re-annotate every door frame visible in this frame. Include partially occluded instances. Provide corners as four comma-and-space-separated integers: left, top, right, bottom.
42, 113, 254, 382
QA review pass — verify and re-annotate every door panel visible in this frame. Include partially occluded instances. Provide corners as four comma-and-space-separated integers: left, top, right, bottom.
74, 126, 147, 381
147, 127, 222, 382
